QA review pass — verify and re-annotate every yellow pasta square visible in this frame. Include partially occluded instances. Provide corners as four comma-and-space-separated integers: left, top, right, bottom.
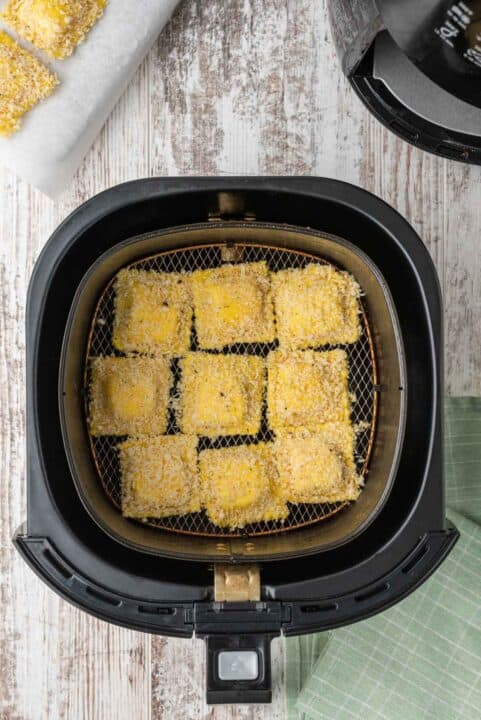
192, 261, 275, 349
179, 353, 265, 437
199, 444, 288, 528
0, 31, 57, 136
88, 356, 172, 436
113, 269, 192, 356
274, 423, 360, 504
120, 436, 200, 518
2, 0, 107, 59
272, 263, 361, 348
267, 349, 351, 430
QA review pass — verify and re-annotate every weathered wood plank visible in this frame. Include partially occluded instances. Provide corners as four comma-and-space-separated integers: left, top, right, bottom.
360, 121, 446, 278
0, 58, 152, 720
443, 163, 481, 395
360, 116, 481, 395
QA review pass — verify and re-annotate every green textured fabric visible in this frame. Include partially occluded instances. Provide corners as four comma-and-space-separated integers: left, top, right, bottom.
286, 397, 481, 720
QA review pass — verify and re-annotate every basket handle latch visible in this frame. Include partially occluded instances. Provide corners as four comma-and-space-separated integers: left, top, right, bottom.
214, 563, 260, 602
208, 192, 256, 222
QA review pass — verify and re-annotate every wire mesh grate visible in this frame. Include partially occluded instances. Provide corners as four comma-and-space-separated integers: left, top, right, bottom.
84, 243, 378, 537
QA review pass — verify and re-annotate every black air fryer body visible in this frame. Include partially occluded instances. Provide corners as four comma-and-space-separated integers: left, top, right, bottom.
329, 1, 481, 163
15, 178, 458, 704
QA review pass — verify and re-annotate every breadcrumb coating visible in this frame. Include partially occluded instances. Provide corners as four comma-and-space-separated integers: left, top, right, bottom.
274, 423, 360, 503
272, 263, 361, 348
192, 261, 275, 349
179, 352, 265, 437
0, 31, 57, 136
120, 436, 200, 518
199, 443, 288, 528
2, 0, 107, 59
267, 348, 351, 430
89, 356, 172, 436
113, 268, 192, 356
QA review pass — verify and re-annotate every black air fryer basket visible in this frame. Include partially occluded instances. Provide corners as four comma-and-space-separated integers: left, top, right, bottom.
15, 177, 458, 704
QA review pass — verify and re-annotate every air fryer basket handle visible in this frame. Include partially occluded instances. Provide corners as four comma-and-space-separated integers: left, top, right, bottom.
205, 634, 274, 704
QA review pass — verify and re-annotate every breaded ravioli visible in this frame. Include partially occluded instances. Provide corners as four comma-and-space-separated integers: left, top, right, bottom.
120, 436, 200, 518
0, 31, 57, 136
89, 356, 172, 436
2, 0, 107, 59
113, 269, 192, 356
274, 423, 360, 504
267, 349, 351, 430
192, 261, 275, 349
272, 263, 361, 348
199, 443, 288, 528
179, 353, 265, 437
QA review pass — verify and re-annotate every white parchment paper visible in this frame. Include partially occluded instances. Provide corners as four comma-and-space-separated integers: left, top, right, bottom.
0, 0, 180, 196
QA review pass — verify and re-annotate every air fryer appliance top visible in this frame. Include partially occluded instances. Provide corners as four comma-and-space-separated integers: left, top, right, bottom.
377, 0, 481, 109
328, 0, 481, 163
15, 178, 459, 704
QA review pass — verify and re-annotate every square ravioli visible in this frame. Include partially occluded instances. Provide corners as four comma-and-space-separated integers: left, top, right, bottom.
199, 444, 288, 528
267, 349, 351, 430
272, 263, 361, 348
179, 353, 265, 437
2, 0, 107, 59
0, 31, 57, 136
88, 356, 172, 436
120, 436, 200, 518
192, 261, 275, 349
113, 269, 192, 356
274, 423, 360, 504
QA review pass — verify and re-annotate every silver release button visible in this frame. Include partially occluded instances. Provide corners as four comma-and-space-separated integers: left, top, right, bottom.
218, 650, 259, 681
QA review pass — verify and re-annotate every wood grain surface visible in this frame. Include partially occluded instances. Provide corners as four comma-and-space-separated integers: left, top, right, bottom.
1, 1, 480, 718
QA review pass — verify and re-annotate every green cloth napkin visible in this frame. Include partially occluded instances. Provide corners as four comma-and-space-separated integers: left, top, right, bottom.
286, 397, 481, 720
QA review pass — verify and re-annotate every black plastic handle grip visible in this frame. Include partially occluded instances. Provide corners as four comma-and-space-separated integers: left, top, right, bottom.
205, 634, 274, 704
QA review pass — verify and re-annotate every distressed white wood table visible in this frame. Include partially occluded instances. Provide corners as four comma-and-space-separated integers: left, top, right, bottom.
1, 1, 480, 718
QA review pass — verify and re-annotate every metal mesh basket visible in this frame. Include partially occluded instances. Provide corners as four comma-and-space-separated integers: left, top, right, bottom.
84, 243, 378, 538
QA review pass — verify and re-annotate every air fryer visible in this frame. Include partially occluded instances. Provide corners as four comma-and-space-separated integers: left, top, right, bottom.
14, 177, 458, 704
328, 1, 481, 163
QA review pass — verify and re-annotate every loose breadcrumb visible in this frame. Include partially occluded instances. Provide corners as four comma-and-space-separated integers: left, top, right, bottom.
178, 353, 265, 437
89, 356, 172, 436
192, 261, 276, 349
0, 31, 57, 136
272, 263, 361, 348
113, 268, 192, 356
267, 349, 351, 430
2, 0, 107, 60
120, 436, 201, 518
199, 443, 288, 528
274, 423, 360, 503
